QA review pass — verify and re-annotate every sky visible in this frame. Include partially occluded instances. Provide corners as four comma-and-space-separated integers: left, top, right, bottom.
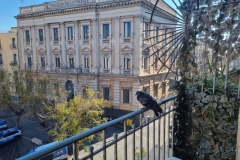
0, 0, 178, 31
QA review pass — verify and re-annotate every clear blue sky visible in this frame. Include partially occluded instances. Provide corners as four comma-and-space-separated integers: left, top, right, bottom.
0, 0, 178, 31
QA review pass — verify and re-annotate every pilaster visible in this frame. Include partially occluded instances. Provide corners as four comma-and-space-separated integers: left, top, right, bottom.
60, 22, 67, 67
114, 16, 120, 74
31, 25, 37, 70
74, 20, 80, 68
45, 23, 51, 70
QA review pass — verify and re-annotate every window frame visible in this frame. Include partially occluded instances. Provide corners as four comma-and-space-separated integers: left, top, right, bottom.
38, 29, 44, 42
55, 55, 60, 68
69, 54, 74, 68
67, 26, 74, 41
84, 54, 90, 68
122, 89, 130, 104
40, 55, 45, 67
27, 55, 32, 67
124, 22, 131, 38
13, 53, 17, 64
25, 30, 30, 42
83, 25, 89, 40
123, 54, 131, 70
53, 28, 59, 41
103, 87, 110, 101
103, 54, 110, 69
102, 23, 110, 39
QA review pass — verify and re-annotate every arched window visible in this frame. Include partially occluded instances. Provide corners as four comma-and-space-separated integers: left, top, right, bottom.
123, 54, 131, 70
69, 54, 74, 68
84, 54, 90, 68
40, 55, 45, 67
103, 54, 110, 69
55, 55, 60, 67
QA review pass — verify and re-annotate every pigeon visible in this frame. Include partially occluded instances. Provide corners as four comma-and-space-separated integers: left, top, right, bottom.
135, 91, 163, 117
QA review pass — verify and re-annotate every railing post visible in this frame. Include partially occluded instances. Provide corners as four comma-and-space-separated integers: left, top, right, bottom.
153, 114, 156, 160
163, 103, 166, 160
140, 113, 143, 160
147, 116, 150, 160
88, 145, 94, 160
124, 120, 127, 160
132, 124, 136, 160
158, 110, 161, 160
73, 142, 79, 160
103, 129, 106, 160
113, 133, 118, 160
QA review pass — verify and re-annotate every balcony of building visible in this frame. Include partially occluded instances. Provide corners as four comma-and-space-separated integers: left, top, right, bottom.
9, 44, 17, 50
17, 95, 177, 160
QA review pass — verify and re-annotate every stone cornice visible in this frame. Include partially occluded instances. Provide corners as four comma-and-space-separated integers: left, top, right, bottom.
15, 0, 177, 22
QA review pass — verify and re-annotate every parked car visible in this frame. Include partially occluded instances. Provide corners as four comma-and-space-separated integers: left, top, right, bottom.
0, 119, 7, 131
27, 141, 73, 160
0, 127, 22, 145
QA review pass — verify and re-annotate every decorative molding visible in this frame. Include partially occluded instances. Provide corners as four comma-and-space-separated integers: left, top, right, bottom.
121, 45, 134, 52
81, 46, 92, 52
67, 47, 76, 54
24, 48, 33, 54
38, 48, 46, 54
52, 47, 61, 53
101, 46, 112, 52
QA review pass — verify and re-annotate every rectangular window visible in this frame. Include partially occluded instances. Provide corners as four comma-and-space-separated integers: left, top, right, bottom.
28, 56, 32, 66
13, 54, 17, 63
124, 58, 131, 70
143, 87, 149, 94
156, 27, 159, 41
0, 54, 2, 64
55, 57, 60, 67
39, 29, 43, 42
69, 57, 74, 68
104, 57, 109, 69
123, 89, 130, 103
25, 30, 30, 42
83, 25, 89, 40
53, 28, 59, 41
12, 38, 16, 48
144, 57, 148, 70
84, 58, 90, 68
154, 84, 159, 97
41, 56, 45, 67
103, 87, 110, 101
124, 22, 131, 38
41, 82, 46, 94
145, 23, 149, 38
154, 56, 158, 69
162, 82, 166, 95
68, 27, 73, 40
54, 83, 59, 95
103, 24, 110, 39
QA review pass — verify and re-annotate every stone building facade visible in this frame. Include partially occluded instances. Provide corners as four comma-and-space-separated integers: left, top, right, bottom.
15, 0, 177, 111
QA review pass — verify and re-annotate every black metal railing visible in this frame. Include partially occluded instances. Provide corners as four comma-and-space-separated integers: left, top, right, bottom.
17, 95, 178, 160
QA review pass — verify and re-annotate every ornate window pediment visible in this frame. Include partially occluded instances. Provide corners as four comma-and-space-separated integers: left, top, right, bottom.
121, 45, 134, 52
82, 47, 92, 52
24, 48, 33, 54
101, 46, 112, 52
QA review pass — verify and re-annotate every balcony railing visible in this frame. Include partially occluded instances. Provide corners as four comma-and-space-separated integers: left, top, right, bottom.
10, 44, 17, 49
17, 95, 178, 160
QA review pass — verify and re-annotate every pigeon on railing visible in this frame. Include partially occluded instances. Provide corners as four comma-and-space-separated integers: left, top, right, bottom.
135, 91, 163, 117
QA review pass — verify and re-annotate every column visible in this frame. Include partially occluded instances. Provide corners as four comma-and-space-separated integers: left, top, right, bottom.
74, 20, 80, 68
60, 22, 67, 67
134, 14, 142, 75
19, 26, 25, 69
31, 25, 37, 70
45, 23, 51, 70
92, 18, 99, 73
114, 16, 120, 74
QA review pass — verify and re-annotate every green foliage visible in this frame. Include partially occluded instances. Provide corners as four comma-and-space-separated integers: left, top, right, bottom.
135, 147, 147, 160
48, 88, 108, 149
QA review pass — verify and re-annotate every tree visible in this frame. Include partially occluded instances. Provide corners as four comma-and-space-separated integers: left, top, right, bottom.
48, 88, 108, 149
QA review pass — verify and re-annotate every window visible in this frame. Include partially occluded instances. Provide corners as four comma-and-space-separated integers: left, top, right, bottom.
13, 54, 17, 63
103, 87, 110, 100
123, 89, 130, 103
154, 56, 158, 69
143, 56, 148, 70
156, 27, 159, 41
54, 83, 59, 95
41, 55, 45, 67
68, 27, 73, 40
83, 25, 89, 40
103, 24, 110, 39
0, 54, 2, 64
124, 22, 131, 38
12, 38, 16, 48
27, 55, 32, 66
84, 55, 90, 68
164, 30, 167, 43
53, 28, 59, 41
55, 55, 60, 67
154, 84, 159, 97
144, 23, 149, 38
25, 30, 30, 42
162, 52, 167, 64
39, 29, 43, 42
143, 87, 149, 94
103, 54, 110, 69
40, 82, 46, 94
162, 81, 166, 95
69, 55, 74, 68
124, 54, 131, 70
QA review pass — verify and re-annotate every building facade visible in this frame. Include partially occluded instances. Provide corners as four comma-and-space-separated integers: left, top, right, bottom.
16, 0, 177, 111
0, 27, 18, 73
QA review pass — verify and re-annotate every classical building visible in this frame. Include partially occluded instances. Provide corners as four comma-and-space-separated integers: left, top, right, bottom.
0, 27, 18, 73
15, 0, 177, 111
